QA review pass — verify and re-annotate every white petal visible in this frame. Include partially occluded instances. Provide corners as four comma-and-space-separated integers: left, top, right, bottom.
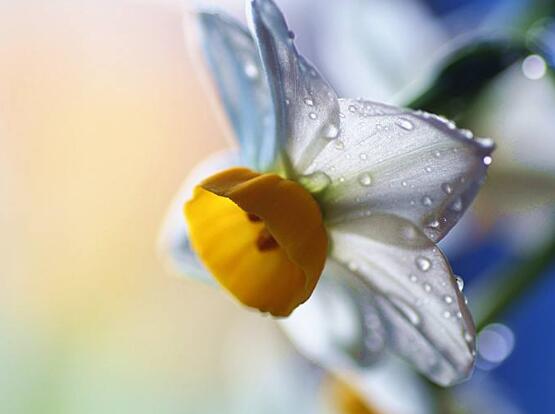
280, 260, 385, 372
247, 0, 340, 174
328, 214, 476, 386
303, 99, 494, 241
196, 12, 276, 171
157, 149, 240, 282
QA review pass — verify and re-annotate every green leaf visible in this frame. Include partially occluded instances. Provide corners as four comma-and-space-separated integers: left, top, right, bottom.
407, 37, 529, 119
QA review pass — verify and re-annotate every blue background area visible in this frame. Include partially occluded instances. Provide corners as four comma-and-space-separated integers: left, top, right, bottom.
450, 230, 555, 413
420, 0, 555, 410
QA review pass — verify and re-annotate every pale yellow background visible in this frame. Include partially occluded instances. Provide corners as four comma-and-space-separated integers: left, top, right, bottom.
0, 1, 291, 412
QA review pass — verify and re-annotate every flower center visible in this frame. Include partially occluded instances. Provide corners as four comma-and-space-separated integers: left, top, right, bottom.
184, 167, 328, 317
246, 213, 279, 251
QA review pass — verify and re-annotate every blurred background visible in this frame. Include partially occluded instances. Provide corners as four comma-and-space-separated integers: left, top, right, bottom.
0, 0, 553, 413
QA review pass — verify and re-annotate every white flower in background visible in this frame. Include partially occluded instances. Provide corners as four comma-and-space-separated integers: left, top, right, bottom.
160, 0, 494, 386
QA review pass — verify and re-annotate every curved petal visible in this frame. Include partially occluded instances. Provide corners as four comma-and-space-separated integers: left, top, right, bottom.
157, 150, 240, 282
303, 99, 494, 241
196, 12, 276, 171
279, 260, 386, 371
247, 0, 340, 175
328, 214, 476, 386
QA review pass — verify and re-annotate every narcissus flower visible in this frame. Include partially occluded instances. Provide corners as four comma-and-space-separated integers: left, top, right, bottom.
160, 0, 494, 386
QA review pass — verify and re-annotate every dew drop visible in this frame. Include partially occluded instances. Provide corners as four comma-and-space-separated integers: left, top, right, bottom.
359, 152, 368, 161
434, 150, 442, 158
423, 283, 432, 292
401, 181, 408, 187
395, 117, 414, 131
483, 155, 493, 166
455, 276, 464, 291
443, 295, 453, 304
323, 124, 339, 140
348, 104, 358, 113
464, 332, 474, 343
338, 176, 346, 183
334, 140, 345, 150
456, 311, 463, 319
409, 274, 418, 283
244, 63, 259, 79
358, 172, 373, 187
427, 219, 440, 229
476, 137, 495, 148
460, 129, 474, 139
303, 97, 314, 106
425, 166, 432, 173
450, 197, 463, 212
441, 183, 453, 194
308, 112, 318, 120
416, 256, 432, 272
298, 171, 331, 193
443, 311, 452, 319
421, 196, 433, 207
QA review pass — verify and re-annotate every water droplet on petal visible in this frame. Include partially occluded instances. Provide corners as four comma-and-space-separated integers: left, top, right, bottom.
455, 276, 464, 291
358, 172, 373, 187
483, 155, 493, 165
460, 129, 474, 139
409, 274, 418, 283
464, 332, 474, 343
427, 219, 440, 229
323, 124, 339, 140
450, 197, 463, 212
334, 140, 345, 150
304, 97, 314, 106
423, 283, 432, 292
298, 171, 331, 193
421, 196, 433, 207
416, 256, 432, 272
401, 181, 408, 187
244, 63, 259, 79
359, 152, 368, 161
443, 295, 453, 304
434, 150, 442, 158
425, 166, 432, 173
348, 104, 357, 113
395, 117, 414, 131
441, 183, 453, 194
308, 112, 318, 120
443, 311, 452, 319
476, 137, 495, 148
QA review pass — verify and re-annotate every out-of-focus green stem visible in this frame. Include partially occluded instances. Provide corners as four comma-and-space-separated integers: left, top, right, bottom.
475, 231, 555, 331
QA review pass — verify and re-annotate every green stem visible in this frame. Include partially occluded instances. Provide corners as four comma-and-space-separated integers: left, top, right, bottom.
475, 231, 555, 331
